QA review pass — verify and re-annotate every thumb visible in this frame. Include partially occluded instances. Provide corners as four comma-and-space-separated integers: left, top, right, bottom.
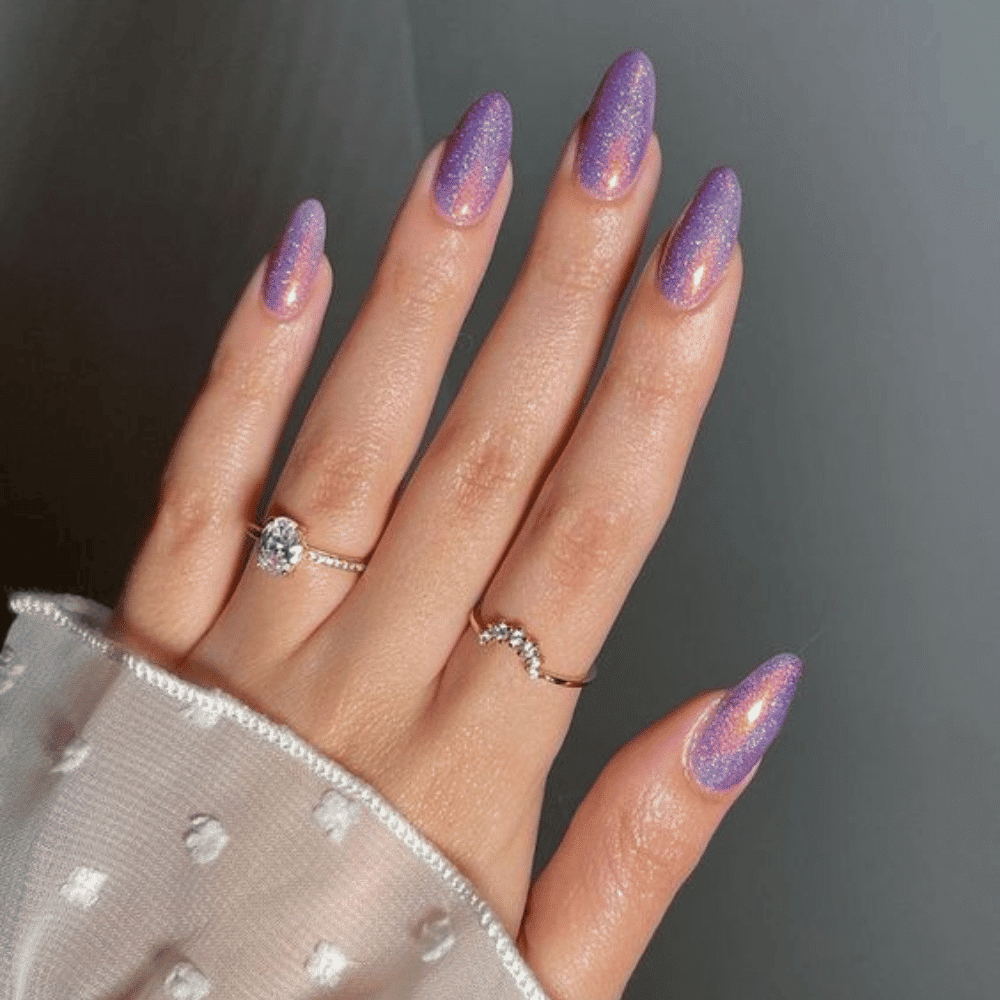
518, 653, 802, 1000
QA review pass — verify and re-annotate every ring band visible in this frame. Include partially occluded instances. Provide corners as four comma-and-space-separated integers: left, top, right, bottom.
469, 607, 596, 688
249, 516, 367, 576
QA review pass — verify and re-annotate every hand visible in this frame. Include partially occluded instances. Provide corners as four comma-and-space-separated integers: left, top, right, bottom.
112, 50, 800, 1000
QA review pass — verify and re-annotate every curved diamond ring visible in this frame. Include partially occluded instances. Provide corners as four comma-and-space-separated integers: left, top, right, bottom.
249, 516, 367, 577
469, 607, 596, 688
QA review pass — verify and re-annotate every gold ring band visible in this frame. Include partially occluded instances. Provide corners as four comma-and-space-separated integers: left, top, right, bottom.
469, 606, 595, 688
249, 516, 367, 576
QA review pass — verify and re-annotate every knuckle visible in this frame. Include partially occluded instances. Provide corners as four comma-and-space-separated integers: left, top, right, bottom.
530, 214, 625, 302
440, 425, 525, 524
601, 787, 681, 897
613, 359, 688, 423
530, 492, 632, 603
534, 241, 613, 300
155, 470, 232, 556
283, 431, 386, 519
377, 244, 465, 328
208, 335, 288, 410
609, 316, 719, 425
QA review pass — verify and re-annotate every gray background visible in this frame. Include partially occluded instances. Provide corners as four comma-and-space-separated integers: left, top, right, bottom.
1, 0, 998, 996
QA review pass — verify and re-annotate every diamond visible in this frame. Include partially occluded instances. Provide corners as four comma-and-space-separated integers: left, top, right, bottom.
521, 641, 537, 660
508, 629, 525, 649
257, 516, 305, 575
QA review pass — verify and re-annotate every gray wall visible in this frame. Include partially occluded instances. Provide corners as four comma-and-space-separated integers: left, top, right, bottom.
2, 1, 998, 996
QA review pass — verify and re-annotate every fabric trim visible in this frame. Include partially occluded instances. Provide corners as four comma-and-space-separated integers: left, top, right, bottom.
7, 591, 550, 1000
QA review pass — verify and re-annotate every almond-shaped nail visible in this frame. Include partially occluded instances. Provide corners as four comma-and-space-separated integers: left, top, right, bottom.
262, 198, 326, 319
575, 49, 656, 200
657, 165, 741, 310
433, 92, 512, 226
684, 653, 802, 793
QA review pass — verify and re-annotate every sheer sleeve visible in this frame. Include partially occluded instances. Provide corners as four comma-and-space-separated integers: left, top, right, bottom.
0, 593, 551, 1000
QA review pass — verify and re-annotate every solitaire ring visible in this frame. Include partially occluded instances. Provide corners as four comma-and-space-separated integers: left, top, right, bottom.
249, 516, 367, 577
469, 606, 596, 688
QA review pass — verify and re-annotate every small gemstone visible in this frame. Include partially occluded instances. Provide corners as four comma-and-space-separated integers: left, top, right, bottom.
257, 516, 305, 576
508, 629, 525, 649
494, 623, 510, 640
521, 641, 537, 659
526, 658, 542, 679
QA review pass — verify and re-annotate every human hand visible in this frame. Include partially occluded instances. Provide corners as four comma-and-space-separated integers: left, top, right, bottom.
112, 50, 801, 999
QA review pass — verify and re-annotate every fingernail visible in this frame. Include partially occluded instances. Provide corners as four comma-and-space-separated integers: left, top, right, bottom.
575, 49, 656, 200
684, 653, 802, 793
433, 91, 512, 226
262, 198, 326, 319
657, 165, 742, 310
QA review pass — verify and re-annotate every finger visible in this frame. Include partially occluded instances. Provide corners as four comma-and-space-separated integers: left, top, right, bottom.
196, 93, 513, 675
327, 50, 660, 693
444, 167, 743, 774
114, 200, 332, 662
519, 655, 803, 1000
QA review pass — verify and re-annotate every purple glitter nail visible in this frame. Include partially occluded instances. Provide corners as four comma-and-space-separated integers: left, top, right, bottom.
262, 198, 326, 319
433, 92, 512, 226
575, 50, 656, 200
657, 166, 742, 310
684, 653, 802, 793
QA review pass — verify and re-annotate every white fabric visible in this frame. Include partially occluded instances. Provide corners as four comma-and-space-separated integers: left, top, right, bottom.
0, 593, 551, 1000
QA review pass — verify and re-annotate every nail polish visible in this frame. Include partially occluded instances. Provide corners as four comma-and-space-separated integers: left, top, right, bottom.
684, 653, 802, 793
262, 198, 326, 319
433, 91, 512, 226
657, 165, 741, 310
575, 49, 656, 200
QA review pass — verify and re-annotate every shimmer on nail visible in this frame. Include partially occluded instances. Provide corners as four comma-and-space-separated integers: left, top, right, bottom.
262, 199, 326, 319
684, 653, 802, 793
433, 92, 512, 226
657, 165, 742, 310
575, 49, 655, 200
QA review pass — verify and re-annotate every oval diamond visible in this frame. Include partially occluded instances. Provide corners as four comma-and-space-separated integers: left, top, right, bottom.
257, 516, 305, 575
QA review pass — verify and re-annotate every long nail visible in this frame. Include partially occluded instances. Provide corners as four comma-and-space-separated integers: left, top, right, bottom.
262, 198, 326, 319
575, 49, 656, 200
657, 165, 742, 309
684, 653, 802, 793
433, 92, 512, 226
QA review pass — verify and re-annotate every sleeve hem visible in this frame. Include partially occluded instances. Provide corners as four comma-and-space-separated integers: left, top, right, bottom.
7, 590, 551, 1000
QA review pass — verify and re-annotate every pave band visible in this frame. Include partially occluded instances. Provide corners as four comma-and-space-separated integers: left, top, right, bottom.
469, 607, 596, 688
249, 516, 367, 576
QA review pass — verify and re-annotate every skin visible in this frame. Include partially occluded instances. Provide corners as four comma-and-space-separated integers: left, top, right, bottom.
113, 95, 751, 1000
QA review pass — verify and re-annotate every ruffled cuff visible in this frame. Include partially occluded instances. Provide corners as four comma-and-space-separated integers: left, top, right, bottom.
0, 593, 550, 1000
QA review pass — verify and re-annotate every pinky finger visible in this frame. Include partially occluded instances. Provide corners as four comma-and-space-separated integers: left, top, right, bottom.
518, 654, 803, 1000
114, 200, 332, 661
